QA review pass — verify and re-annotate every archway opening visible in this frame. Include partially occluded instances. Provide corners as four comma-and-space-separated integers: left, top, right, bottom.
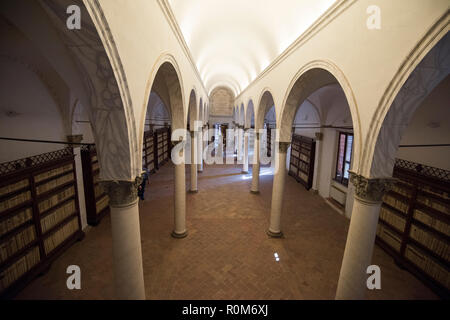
367, 32, 450, 297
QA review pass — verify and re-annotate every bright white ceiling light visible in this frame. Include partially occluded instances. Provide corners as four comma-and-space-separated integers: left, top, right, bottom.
168, 0, 337, 96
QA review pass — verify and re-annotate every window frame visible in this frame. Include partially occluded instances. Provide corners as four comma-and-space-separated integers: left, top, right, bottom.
334, 131, 353, 187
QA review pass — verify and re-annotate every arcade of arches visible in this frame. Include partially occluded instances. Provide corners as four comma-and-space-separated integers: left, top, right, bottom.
0, 1, 449, 300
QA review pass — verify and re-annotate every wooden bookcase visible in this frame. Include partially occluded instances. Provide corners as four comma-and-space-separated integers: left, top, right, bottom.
288, 134, 316, 190
80, 145, 109, 226
266, 125, 273, 157
155, 127, 171, 170
143, 130, 156, 173
0, 148, 84, 298
376, 158, 449, 298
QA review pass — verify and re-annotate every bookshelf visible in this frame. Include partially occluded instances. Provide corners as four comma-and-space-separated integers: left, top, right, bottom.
376, 158, 449, 298
266, 125, 273, 157
80, 145, 109, 226
143, 130, 156, 173
288, 134, 316, 190
0, 148, 84, 298
155, 127, 171, 170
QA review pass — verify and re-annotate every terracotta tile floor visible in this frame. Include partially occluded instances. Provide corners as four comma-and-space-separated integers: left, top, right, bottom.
15, 162, 438, 300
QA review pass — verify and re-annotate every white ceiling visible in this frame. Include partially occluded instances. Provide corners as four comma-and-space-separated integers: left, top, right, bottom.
168, 0, 337, 97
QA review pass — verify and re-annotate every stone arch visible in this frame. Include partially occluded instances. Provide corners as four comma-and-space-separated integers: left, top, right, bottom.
256, 89, 276, 131
279, 60, 360, 170
245, 99, 255, 129
3, 0, 139, 180
187, 88, 198, 129
146, 92, 171, 130
142, 54, 185, 144
365, 22, 450, 178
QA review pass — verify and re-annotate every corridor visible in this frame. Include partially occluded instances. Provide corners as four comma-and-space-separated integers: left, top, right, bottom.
15, 163, 436, 300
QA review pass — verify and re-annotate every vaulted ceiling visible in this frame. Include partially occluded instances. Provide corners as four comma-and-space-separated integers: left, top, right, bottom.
168, 0, 337, 97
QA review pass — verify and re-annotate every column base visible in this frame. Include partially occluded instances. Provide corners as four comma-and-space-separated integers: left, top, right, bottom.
171, 230, 188, 238
267, 229, 283, 238
241, 170, 249, 174
188, 189, 198, 194
250, 190, 260, 195
198, 170, 203, 173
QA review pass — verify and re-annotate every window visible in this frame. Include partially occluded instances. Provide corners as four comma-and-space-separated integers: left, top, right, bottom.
335, 132, 353, 186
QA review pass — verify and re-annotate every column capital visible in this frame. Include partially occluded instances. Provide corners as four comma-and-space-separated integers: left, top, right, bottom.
255, 132, 261, 139
67, 134, 83, 144
278, 142, 290, 153
349, 171, 396, 203
101, 176, 143, 207
189, 130, 195, 137
315, 132, 323, 141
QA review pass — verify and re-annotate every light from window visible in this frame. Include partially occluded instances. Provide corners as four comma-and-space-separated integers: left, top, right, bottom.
335, 132, 353, 186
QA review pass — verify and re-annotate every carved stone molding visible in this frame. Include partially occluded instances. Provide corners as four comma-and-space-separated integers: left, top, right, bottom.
101, 176, 143, 207
255, 132, 261, 139
278, 142, 291, 153
349, 171, 395, 204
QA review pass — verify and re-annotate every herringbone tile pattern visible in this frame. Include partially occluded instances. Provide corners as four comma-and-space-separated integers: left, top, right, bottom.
15, 162, 437, 300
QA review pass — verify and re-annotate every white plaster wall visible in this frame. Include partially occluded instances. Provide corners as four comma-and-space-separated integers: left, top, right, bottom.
0, 60, 67, 163
95, 0, 209, 144
145, 92, 171, 131
396, 75, 450, 171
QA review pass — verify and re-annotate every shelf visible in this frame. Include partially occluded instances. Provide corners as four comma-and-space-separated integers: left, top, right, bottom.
0, 149, 83, 298
0, 239, 39, 273
0, 186, 31, 203
418, 189, 449, 205
411, 219, 450, 243
381, 203, 407, 219
35, 180, 76, 201
376, 236, 401, 257
387, 190, 411, 203
415, 202, 449, 224
406, 238, 449, 270
378, 218, 404, 236
376, 160, 450, 298
39, 195, 76, 218
0, 219, 34, 243
0, 200, 33, 219
34, 169, 74, 188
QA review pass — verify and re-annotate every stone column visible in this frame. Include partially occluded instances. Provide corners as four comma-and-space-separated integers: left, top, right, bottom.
234, 126, 238, 155
335, 173, 394, 300
67, 135, 88, 230
172, 140, 188, 238
267, 142, 290, 237
251, 132, 261, 194
189, 131, 198, 193
102, 178, 146, 300
312, 131, 323, 193
242, 129, 249, 173
237, 126, 243, 161
197, 126, 203, 173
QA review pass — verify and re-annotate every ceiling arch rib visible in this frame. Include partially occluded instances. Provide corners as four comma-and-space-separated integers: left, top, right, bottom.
168, 0, 336, 96
207, 79, 240, 97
